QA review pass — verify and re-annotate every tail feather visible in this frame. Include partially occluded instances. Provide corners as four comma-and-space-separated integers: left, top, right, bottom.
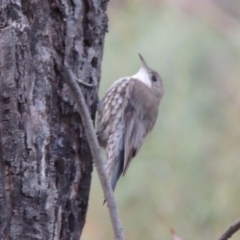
105, 127, 125, 192
110, 147, 124, 191
103, 132, 124, 204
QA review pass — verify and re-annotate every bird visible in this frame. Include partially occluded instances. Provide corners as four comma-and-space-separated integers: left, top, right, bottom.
96, 54, 164, 191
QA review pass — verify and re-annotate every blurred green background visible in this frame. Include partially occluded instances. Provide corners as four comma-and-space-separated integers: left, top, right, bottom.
82, 0, 240, 239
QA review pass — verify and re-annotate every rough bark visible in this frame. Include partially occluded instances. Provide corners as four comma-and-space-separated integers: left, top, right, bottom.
0, 0, 108, 239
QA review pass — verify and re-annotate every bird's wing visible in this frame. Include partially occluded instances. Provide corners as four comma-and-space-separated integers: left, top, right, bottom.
96, 78, 129, 148
97, 77, 130, 190
123, 79, 158, 176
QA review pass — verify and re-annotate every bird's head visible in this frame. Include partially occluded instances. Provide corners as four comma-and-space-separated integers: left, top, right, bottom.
132, 54, 164, 97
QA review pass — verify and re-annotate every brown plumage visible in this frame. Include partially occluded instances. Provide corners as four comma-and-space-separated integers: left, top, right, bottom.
97, 54, 164, 191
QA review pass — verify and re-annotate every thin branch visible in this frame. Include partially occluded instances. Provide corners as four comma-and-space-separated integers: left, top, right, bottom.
75, 77, 97, 88
63, 62, 124, 240
218, 218, 240, 240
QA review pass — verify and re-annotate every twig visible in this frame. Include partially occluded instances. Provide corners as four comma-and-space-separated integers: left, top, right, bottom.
63, 62, 124, 240
75, 77, 97, 88
218, 218, 240, 240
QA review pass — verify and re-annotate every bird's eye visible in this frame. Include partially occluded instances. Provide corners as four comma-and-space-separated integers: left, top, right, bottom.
151, 75, 157, 82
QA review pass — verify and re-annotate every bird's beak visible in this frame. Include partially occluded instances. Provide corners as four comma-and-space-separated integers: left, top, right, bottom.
138, 53, 149, 70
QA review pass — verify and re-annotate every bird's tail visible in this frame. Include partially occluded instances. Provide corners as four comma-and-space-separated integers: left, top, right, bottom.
110, 147, 124, 191
103, 144, 124, 205
105, 130, 125, 191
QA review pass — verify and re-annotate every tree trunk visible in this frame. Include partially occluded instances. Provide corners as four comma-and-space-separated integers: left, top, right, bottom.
0, 0, 108, 239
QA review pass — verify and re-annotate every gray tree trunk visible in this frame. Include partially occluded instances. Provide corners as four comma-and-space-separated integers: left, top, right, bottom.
0, 0, 108, 239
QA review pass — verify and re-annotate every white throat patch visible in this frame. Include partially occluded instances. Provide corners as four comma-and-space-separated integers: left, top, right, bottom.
132, 67, 152, 88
